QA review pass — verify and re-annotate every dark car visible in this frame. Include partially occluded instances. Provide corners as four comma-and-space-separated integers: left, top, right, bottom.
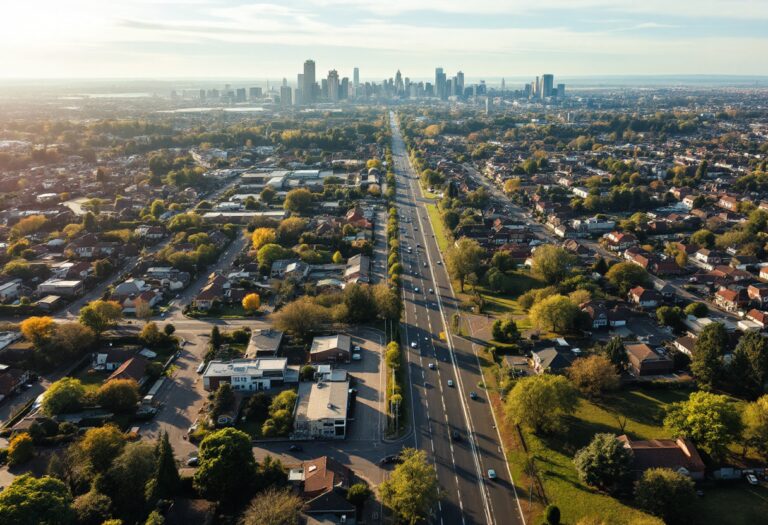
451, 430, 461, 441
288, 444, 303, 452
379, 454, 400, 465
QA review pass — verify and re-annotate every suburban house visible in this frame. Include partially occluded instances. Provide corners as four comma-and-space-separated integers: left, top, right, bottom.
625, 343, 674, 376
747, 284, 768, 306
36, 278, 84, 297
746, 309, 768, 329
581, 300, 629, 329
714, 288, 747, 313
604, 231, 638, 251
92, 348, 134, 371
107, 356, 149, 384
344, 254, 370, 284
245, 329, 284, 358
289, 456, 356, 521
628, 287, 662, 309
192, 273, 229, 311
0, 364, 30, 402
310, 335, 351, 363
293, 380, 350, 439
672, 335, 697, 357
618, 435, 706, 480
202, 357, 295, 392
0, 279, 22, 303
531, 347, 574, 374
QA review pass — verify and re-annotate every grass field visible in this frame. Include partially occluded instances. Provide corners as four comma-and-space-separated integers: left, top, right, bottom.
425, 203, 451, 254
75, 369, 111, 393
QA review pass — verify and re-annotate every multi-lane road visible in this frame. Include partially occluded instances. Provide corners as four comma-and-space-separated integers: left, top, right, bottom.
390, 113, 525, 525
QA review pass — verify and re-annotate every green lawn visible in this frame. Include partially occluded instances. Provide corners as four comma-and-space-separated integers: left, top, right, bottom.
75, 369, 111, 393
425, 203, 451, 254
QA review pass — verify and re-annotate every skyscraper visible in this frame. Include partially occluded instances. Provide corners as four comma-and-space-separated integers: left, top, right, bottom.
353, 67, 360, 87
280, 85, 292, 108
435, 67, 446, 100
327, 70, 340, 101
456, 71, 465, 98
395, 70, 404, 96
303, 60, 316, 104
557, 83, 566, 97
542, 74, 554, 98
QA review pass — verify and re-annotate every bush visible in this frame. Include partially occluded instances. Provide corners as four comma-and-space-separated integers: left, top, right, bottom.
544, 504, 561, 525
7, 432, 34, 466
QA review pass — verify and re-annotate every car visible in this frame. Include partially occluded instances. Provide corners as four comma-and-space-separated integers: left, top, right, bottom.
451, 430, 461, 441
447, 379, 454, 387
288, 444, 303, 452
196, 362, 206, 374
414, 227, 418, 231
747, 474, 759, 485
411, 341, 418, 348
487, 469, 497, 480
437, 261, 442, 265
429, 288, 433, 293
428, 363, 436, 370
414, 286, 420, 292
353, 345, 361, 352
423, 262, 427, 267
469, 391, 478, 400
416, 243, 421, 247
424, 336, 429, 341
186, 457, 199, 467
352, 353, 362, 361
379, 455, 400, 465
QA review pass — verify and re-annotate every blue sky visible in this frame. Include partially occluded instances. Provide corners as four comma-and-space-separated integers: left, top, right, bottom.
1, 0, 767, 79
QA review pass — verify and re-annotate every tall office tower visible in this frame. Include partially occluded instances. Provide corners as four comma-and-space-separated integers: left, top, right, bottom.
280, 85, 292, 108
501, 78, 505, 96
321, 78, 328, 99
353, 67, 360, 87
199, 89, 206, 100
394, 70, 404, 95
235, 88, 246, 102
425, 82, 434, 97
327, 70, 339, 101
456, 71, 465, 98
249, 87, 262, 99
340, 77, 349, 100
542, 74, 554, 98
303, 60, 316, 103
533, 76, 540, 98
523, 83, 531, 98
557, 83, 566, 97
435, 67, 446, 99
446, 79, 453, 98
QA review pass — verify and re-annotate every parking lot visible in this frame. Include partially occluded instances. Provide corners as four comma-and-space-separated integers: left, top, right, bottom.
344, 328, 385, 442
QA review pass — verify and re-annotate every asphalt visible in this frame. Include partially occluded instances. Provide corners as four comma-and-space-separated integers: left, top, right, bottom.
390, 113, 525, 525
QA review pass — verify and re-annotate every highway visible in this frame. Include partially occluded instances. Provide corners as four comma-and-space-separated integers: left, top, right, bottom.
391, 112, 525, 525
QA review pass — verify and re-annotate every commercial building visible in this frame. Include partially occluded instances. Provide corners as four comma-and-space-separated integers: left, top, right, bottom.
293, 380, 349, 439
203, 357, 296, 392
303, 60, 316, 103
309, 335, 351, 363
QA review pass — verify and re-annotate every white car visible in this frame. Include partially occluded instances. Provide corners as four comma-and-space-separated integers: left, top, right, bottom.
196, 362, 206, 374
352, 354, 362, 361
353, 345, 361, 352
410, 341, 418, 348
747, 474, 759, 485
414, 287, 420, 292
447, 379, 454, 387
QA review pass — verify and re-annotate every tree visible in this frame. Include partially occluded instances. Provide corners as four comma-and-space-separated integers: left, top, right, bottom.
347, 482, 372, 508
251, 227, 277, 250
79, 300, 122, 335
605, 262, 649, 295
531, 245, 577, 284
664, 391, 742, 459
244, 392, 272, 422
92, 258, 114, 279
343, 283, 376, 323
7, 432, 34, 466
257, 243, 293, 271
634, 468, 695, 524
194, 428, 256, 504
150, 199, 165, 219
691, 322, 728, 388
80, 424, 126, 472
684, 302, 708, 318
445, 237, 485, 291
20, 316, 56, 348
276, 217, 306, 245
492, 318, 520, 343
55, 322, 96, 359
602, 336, 628, 372
72, 489, 112, 525
283, 188, 313, 214
743, 395, 768, 459
568, 355, 620, 398
332, 250, 344, 264
242, 293, 261, 313
573, 433, 634, 495
504, 375, 578, 434
106, 442, 155, 522
210, 325, 222, 350
134, 298, 152, 322
211, 383, 235, 420
164, 323, 176, 336
656, 306, 683, 329
140, 321, 163, 347
43, 377, 86, 415
372, 283, 401, 320
544, 504, 561, 525
273, 297, 330, 340
150, 431, 181, 501
731, 331, 768, 397
97, 379, 140, 412
145, 511, 165, 525
380, 448, 439, 525
529, 294, 581, 333
491, 250, 514, 272
690, 229, 715, 249
260, 185, 277, 205
0, 474, 74, 525
241, 488, 303, 525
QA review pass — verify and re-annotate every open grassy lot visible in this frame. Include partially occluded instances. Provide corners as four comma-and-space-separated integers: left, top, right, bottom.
425, 203, 451, 254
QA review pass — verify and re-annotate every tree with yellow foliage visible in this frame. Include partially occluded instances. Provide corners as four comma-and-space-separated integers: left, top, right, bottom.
251, 228, 276, 250
242, 293, 261, 313
20, 316, 56, 348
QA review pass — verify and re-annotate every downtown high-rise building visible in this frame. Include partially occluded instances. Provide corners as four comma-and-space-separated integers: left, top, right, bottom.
435, 67, 446, 100
353, 67, 360, 87
456, 71, 465, 97
303, 59, 316, 104
280, 85, 292, 108
327, 70, 340, 101
542, 74, 554, 98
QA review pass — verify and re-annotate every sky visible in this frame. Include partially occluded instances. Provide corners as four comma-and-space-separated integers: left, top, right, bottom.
1, 0, 767, 80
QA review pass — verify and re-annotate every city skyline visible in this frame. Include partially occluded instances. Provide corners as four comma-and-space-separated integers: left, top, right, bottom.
1, 0, 767, 79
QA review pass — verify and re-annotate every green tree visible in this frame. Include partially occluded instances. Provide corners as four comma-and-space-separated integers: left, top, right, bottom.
491, 318, 520, 343
257, 243, 294, 271
743, 395, 768, 459
92, 258, 114, 279
504, 375, 578, 434
7, 432, 34, 466
380, 448, 439, 525
332, 250, 344, 264
211, 382, 235, 420
529, 294, 581, 333
605, 262, 650, 295
544, 504, 561, 525
260, 185, 277, 205
634, 468, 695, 525
193, 428, 257, 504
347, 482, 372, 508
273, 297, 331, 340
656, 306, 683, 328
372, 283, 401, 320
254, 454, 288, 491
55, 322, 96, 360
106, 442, 155, 522
150, 199, 165, 219
445, 237, 485, 291
72, 489, 112, 525
0, 474, 74, 525
80, 424, 127, 472
283, 188, 313, 214
42, 377, 86, 415
276, 217, 307, 245
731, 331, 768, 397
97, 379, 140, 413
568, 354, 620, 398
244, 392, 272, 422
602, 336, 628, 372
149, 431, 181, 501
530, 245, 577, 284
690, 229, 715, 249
684, 302, 708, 318
241, 488, 303, 525
210, 325, 222, 350
491, 250, 514, 272
664, 391, 742, 459
79, 300, 122, 335
691, 322, 728, 388
573, 433, 634, 495
144, 511, 165, 525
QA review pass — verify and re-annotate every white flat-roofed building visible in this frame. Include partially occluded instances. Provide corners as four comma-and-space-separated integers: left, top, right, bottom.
203, 357, 293, 392
293, 380, 349, 439
37, 278, 84, 297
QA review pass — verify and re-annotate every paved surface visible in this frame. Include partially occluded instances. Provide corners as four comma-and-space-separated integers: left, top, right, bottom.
390, 113, 525, 525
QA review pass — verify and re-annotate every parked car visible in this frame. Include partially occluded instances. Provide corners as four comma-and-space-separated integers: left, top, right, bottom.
411, 341, 418, 348
747, 474, 759, 485
379, 455, 401, 465
428, 363, 436, 370
186, 457, 199, 467
352, 353, 362, 361
196, 362, 206, 374
452, 430, 461, 441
